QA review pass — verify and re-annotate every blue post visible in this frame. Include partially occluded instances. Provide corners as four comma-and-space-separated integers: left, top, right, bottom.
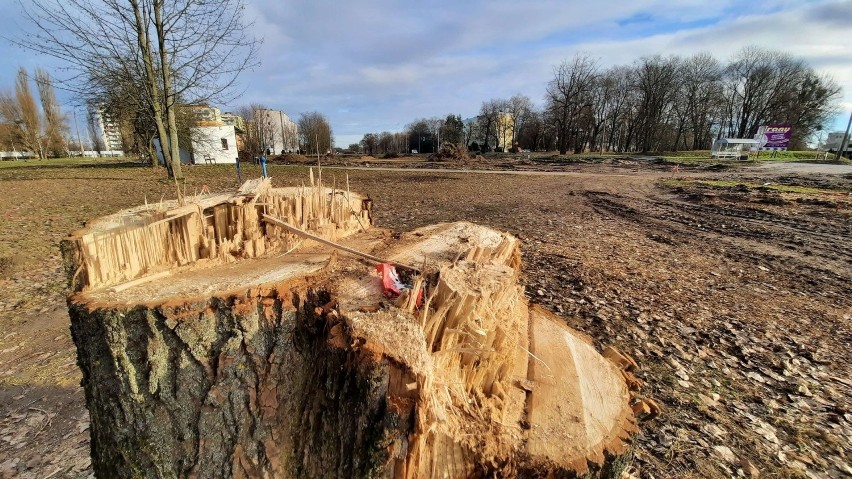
260, 154, 268, 178
235, 158, 242, 184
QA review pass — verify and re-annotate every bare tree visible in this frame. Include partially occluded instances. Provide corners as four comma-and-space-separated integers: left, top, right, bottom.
80, 62, 157, 163
297, 112, 333, 156
495, 103, 514, 152
477, 100, 505, 152
678, 54, 724, 150
506, 95, 532, 151
546, 55, 599, 154
425, 117, 444, 152
632, 55, 679, 152
18, 0, 260, 178
779, 70, 840, 148
15, 68, 46, 158
377, 132, 394, 155
406, 119, 432, 153
722, 47, 840, 147
0, 69, 48, 159
516, 108, 542, 151
394, 132, 408, 154
33, 68, 66, 155
0, 122, 18, 153
85, 110, 103, 154
463, 119, 479, 150
15, 69, 44, 158
236, 105, 280, 156
360, 133, 378, 155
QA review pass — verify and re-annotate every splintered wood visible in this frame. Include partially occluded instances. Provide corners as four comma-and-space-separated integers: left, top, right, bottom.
63, 173, 372, 293
63, 177, 644, 479
378, 223, 637, 479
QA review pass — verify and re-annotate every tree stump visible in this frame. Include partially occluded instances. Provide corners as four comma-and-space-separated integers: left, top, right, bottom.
62, 175, 644, 478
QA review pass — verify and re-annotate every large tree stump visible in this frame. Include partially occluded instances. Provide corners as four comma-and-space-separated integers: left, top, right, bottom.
62, 176, 645, 478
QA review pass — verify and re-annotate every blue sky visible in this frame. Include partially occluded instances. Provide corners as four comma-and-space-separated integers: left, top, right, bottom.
1, 0, 851, 147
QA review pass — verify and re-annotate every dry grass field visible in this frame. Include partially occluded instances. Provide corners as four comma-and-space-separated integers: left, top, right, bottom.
0, 157, 850, 478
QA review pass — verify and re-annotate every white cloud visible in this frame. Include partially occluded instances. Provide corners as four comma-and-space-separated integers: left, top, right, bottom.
2, 0, 848, 140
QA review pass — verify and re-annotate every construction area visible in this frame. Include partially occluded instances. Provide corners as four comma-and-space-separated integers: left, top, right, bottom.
0, 157, 850, 478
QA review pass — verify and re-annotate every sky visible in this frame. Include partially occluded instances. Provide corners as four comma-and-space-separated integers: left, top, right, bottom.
1, 0, 851, 147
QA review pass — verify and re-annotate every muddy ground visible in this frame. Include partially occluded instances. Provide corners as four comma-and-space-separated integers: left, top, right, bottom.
0, 158, 850, 478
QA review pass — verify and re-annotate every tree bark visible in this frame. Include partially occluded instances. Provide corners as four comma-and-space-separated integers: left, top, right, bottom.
68, 286, 407, 478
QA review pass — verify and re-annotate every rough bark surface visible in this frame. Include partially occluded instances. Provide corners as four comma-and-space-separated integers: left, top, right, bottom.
69, 285, 410, 478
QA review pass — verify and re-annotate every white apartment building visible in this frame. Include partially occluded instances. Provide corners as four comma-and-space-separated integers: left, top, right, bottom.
94, 110, 124, 152
255, 108, 298, 154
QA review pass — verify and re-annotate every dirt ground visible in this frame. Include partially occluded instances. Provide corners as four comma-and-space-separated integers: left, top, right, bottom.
0, 158, 850, 478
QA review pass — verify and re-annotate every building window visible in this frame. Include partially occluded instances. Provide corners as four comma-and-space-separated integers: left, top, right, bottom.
221, 138, 229, 150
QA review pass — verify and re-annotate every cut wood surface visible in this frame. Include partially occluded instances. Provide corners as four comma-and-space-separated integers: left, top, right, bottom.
526, 306, 636, 475
62, 177, 645, 478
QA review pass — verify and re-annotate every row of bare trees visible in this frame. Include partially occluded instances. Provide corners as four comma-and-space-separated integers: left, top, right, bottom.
537, 48, 840, 153
17, 0, 259, 177
356, 132, 409, 156
354, 115, 465, 155
0, 68, 67, 159
457, 48, 840, 154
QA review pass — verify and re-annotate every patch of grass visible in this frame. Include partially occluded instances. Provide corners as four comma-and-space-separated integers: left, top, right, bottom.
0, 156, 133, 169
660, 178, 850, 195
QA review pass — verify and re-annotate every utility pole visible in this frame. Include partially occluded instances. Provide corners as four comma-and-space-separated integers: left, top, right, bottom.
835, 111, 852, 161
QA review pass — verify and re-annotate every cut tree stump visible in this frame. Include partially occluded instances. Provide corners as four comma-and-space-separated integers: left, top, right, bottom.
61, 175, 645, 478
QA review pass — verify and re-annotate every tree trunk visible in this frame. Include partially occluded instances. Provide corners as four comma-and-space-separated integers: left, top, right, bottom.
131, 0, 172, 174
154, 0, 182, 180
61, 175, 647, 478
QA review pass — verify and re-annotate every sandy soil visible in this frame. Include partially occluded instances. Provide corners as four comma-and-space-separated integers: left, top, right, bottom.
0, 158, 850, 478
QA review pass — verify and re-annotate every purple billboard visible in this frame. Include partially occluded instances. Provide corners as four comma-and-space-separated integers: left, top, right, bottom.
755, 124, 792, 151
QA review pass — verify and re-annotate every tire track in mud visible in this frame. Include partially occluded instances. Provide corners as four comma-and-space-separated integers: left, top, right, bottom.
662, 198, 850, 245
584, 191, 851, 298
652, 198, 850, 267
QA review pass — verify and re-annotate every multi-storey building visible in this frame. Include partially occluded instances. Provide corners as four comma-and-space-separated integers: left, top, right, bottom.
188, 105, 222, 125
254, 108, 298, 154
94, 110, 124, 152
221, 112, 245, 132
496, 113, 515, 152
